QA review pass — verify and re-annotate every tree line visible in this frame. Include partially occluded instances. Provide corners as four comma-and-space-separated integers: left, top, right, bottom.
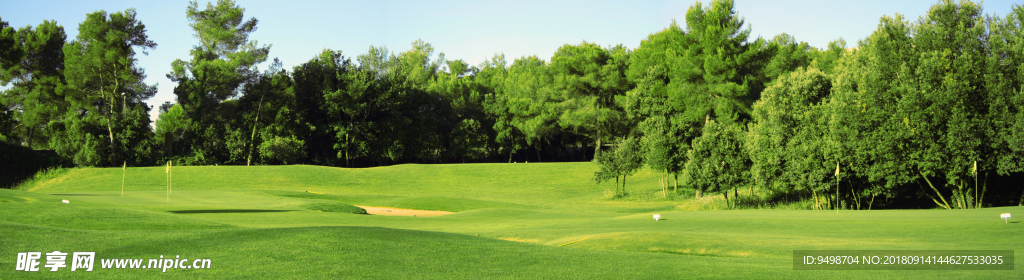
2, 0, 1022, 208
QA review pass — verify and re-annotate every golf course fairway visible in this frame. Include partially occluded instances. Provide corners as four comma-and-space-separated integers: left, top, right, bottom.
2, 163, 1021, 279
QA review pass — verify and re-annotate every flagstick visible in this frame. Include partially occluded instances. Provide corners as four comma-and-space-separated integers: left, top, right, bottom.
166, 161, 170, 202
836, 162, 840, 215
121, 161, 126, 197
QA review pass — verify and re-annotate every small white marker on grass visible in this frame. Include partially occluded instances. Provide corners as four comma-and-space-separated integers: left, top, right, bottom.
61, 200, 69, 204
653, 214, 661, 221
1001, 213, 1011, 224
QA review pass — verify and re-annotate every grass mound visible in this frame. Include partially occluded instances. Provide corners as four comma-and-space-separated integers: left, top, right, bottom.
304, 201, 367, 214
267, 190, 527, 212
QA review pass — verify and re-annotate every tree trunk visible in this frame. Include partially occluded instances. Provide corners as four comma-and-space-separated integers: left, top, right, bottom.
622, 175, 627, 197
1019, 187, 1024, 206
594, 138, 601, 160
850, 182, 860, 210
247, 94, 265, 166
981, 171, 988, 208
661, 171, 667, 199
659, 173, 664, 198
695, 187, 702, 199
615, 175, 619, 197
106, 112, 117, 165
957, 180, 966, 209
723, 190, 729, 209
673, 174, 678, 193
100, 88, 119, 166
733, 187, 738, 209
918, 171, 951, 209
26, 127, 35, 149
916, 179, 949, 209
978, 171, 987, 206
813, 189, 820, 210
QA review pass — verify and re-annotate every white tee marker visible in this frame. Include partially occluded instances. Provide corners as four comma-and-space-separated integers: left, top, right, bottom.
653, 214, 661, 221
61, 200, 69, 204
1001, 213, 1011, 224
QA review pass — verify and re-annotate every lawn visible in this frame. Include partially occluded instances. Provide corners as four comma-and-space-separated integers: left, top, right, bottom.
2, 163, 1020, 279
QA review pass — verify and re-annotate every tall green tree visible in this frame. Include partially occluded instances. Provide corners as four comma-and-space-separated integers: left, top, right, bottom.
762, 33, 813, 84
0, 20, 67, 148
827, 13, 919, 208
672, 0, 766, 200
986, 4, 1024, 205
748, 68, 833, 198
393, 39, 444, 87
56, 9, 157, 166
0, 17, 19, 143
242, 59, 296, 165
621, 22, 691, 195
809, 39, 848, 76
480, 54, 531, 162
293, 50, 351, 165
427, 59, 493, 162
549, 42, 632, 157
683, 119, 749, 204
901, 0, 989, 209
167, 0, 270, 164
673, 0, 766, 126
493, 55, 560, 162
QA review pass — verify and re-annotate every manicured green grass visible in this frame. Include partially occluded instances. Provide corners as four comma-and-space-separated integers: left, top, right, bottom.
303, 202, 368, 214
3, 163, 1022, 279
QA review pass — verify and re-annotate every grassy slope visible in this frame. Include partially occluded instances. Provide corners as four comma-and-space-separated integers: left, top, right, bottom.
2, 163, 1021, 279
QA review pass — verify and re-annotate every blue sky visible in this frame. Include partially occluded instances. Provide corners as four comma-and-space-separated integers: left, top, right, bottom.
2, 0, 1022, 123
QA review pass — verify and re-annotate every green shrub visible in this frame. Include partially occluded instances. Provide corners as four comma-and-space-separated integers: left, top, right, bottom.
259, 136, 304, 165
0, 142, 71, 188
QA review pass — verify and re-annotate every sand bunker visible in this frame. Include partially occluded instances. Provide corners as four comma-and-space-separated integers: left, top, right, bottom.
354, 205, 453, 217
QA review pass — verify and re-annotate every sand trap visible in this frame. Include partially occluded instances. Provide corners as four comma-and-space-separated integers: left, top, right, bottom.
354, 205, 453, 217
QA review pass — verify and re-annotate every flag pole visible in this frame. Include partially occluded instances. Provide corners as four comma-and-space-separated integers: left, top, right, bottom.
121, 161, 126, 197
836, 161, 840, 215
166, 161, 169, 202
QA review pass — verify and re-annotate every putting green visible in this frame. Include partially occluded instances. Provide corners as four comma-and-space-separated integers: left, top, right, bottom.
2, 163, 1021, 279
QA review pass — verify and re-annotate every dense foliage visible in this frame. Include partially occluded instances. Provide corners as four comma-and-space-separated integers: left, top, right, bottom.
2, 0, 1022, 208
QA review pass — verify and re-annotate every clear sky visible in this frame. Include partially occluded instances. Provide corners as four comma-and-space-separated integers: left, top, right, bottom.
2, 0, 1022, 124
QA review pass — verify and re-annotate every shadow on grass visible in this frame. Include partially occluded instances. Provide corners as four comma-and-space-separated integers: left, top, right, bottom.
50, 193, 106, 196
168, 209, 297, 214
